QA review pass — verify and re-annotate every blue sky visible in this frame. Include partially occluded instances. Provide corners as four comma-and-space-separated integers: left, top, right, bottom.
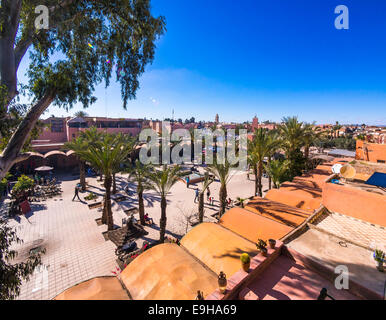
18, 0, 386, 125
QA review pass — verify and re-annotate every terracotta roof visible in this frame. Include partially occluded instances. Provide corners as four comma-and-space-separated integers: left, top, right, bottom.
265, 188, 321, 212
54, 276, 129, 300
180, 223, 258, 277
219, 207, 294, 242
245, 197, 311, 228
120, 243, 218, 300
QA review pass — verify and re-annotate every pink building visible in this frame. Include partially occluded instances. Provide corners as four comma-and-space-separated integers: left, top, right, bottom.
32, 116, 143, 154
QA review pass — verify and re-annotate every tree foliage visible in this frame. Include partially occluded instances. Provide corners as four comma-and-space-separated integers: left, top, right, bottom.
75, 130, 137, 230
0, 217, 44, 300
0, 0, 166, 179
147, 165, 181, 242
264, 159, 290, 189
127, 160, 152, 225
206, 159, 234, 216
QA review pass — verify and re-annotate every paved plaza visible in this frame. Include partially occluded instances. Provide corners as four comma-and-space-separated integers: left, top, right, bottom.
1, 167, 267, 300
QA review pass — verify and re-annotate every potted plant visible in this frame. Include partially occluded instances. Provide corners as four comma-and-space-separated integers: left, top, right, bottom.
218, 271, 227, 294
268, 239, 276, 249
256, 239, 268, 257
236, 197, 246, 208
373, 249, 385, 272
240, 253, 251, 272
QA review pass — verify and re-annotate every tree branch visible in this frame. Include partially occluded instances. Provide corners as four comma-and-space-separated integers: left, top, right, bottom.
14, 0, 79, 69
0, 90, 56, 178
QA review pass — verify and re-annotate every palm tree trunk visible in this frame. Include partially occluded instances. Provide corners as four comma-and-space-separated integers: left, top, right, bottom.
253, 164, 258, 196
159, 196, 167, 243
79, 160, 86, 191
112, 172, 117, 194
305, 146, 310, 161
304, 145, 310, 171
198, 192, 204, 223
103, 175, 113, 230
258, 161, 263, 197
138, 188, 145, 225
219, 184, 227, 217
268, 157, 272, 190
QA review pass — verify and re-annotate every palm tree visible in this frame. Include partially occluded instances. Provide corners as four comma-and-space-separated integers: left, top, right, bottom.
64, 136, 88, 191
264, 159, 290, 189
77, 133, 133, 230
248, 128, 277, 197
266, 130, 281, 190
74, 111, 89, 118
278, 116, 305, 155
111, 135, 136, 194
127, 160, 152, 225
198, 172, 213, 223
302, 123, 322, 163
236, 197, 247, 208
333, 121, 342, 138
79, 127, 104, 180
278, 117, 306, 178
64, 127, 103, 191
147, 165, 181, 242
206, 159, 233, 217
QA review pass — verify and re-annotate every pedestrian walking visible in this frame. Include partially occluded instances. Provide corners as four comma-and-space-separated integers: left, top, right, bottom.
194, 188, 199, 202
72, 185, 81, 201
206, 187, 211, 201
186, 176, 190, 188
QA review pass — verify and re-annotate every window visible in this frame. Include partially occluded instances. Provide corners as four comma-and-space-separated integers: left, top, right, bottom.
51, 119, 64, 132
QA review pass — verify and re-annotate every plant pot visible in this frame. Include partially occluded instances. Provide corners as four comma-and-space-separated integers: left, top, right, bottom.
260, 248, 268, 257
376, 261, 384, 272
241, 261, 250, 272
268, 239, 276, 249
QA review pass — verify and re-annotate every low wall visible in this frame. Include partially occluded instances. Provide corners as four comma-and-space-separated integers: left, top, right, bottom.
205, 241, 283, 300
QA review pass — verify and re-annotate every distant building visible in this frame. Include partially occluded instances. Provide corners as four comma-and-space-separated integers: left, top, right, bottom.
215, 114, 219, 123
251, 116, 259, 131
33, 116, 143, 154
356, 140, 386, 164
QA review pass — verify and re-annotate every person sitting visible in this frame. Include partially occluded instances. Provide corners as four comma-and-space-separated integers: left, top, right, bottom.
144, 213, 154, 225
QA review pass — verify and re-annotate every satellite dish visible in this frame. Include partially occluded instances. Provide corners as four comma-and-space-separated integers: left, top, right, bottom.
340, 164, 356, 179
332, 164, 343, 174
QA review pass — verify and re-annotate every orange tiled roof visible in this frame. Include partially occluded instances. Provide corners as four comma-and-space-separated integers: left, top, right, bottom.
219, 207, 294, 242
120, 243, 218, 300
265, 188, 322, 212
180, 223, 258, 277
54, 276, 130, 300
245, 197, 311, 228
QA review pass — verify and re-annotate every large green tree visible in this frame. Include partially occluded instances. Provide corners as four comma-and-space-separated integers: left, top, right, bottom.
0, 0, 165, 179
